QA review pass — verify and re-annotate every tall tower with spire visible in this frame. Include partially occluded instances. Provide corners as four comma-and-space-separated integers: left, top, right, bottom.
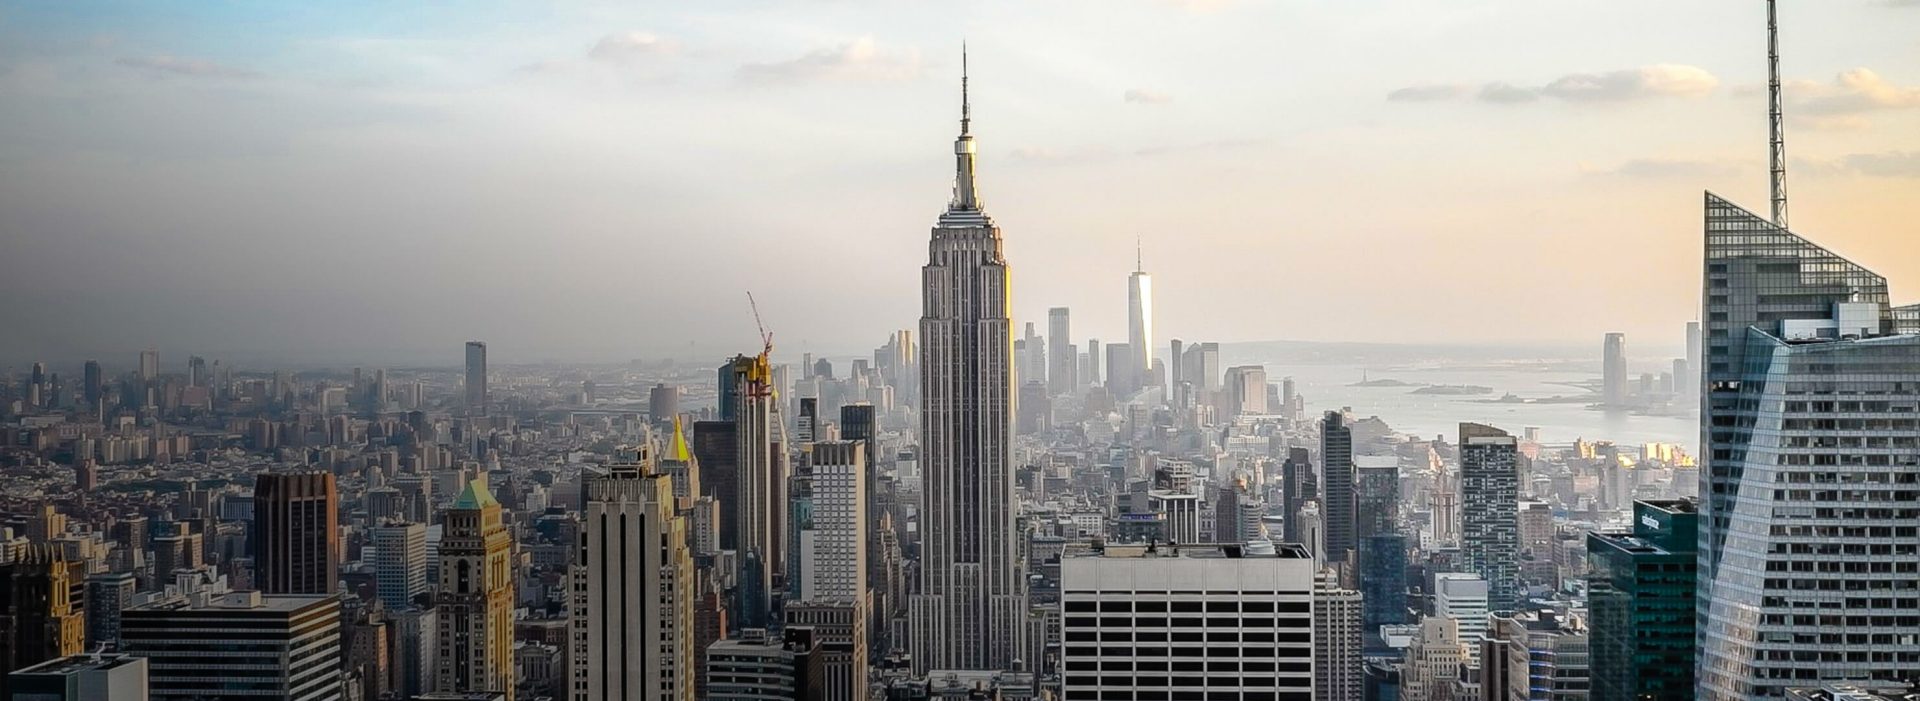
1128, 238, 1154, 392
909, 49, 1028, 674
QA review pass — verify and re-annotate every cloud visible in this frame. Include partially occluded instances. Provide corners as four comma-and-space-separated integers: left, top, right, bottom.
1399, 65, 1719, 105
1124, 88, 1172, 105
1157, 0, 1236, 12
1476, 82, 1539, 104
1882, 0, 1920, 7
737, 38, 922, 86
1387, 84, 1468, 102
1581, 158, 1743, 179
114, 55, 261, 79
1793, 68, 1920, 115
588, 31, 677, 63
1798, 152, 1920, 178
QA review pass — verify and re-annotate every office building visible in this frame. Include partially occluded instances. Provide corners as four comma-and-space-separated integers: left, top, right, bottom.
1484, 610, 1590, 701
1059, 542, 1316, 701
435, 477, 515, 699
253, 471, 340, 595
794, 442, 866, 602
1128, 246, 1154, 386
84, 571, 136, 651
372, 521, 429, 612
5, 653, 147, 701
783, 602, 868, 701
1459, 423, 1520, 613
1086, 339, 1102, 388
572, 458, 695, 701
1696, 193, 1920, 697
1105, 343, 1135, 397
1432, 573, 1490, 666
707, 628, 826, 701
1321, 412, 1355, 565
1048, 307, 1075, 396
0, 547, 84, 698
465, 341, 488, 411
1402, 615, 1467, 701
650, 383, 681, 424
1359, 534, 1409, 650
692, 420, 739, 551
1315, 570, 1364, 701
1588, 499, 1696, 701
909, 59, 1027, 674
1601, 333, 1627, 407
122, 591, 341, 701
1224, 365, 1268, 417
1280, 448, 1313, 545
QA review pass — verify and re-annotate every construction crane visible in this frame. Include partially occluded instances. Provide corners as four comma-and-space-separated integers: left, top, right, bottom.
745, 292, 793, 449
747, 291, 774, 365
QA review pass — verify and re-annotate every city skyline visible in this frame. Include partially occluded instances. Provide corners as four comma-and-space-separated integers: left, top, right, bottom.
4, 2, 1919, 364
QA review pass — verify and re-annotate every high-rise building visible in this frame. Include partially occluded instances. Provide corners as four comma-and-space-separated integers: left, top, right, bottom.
707, 628, 826, 701
1697, 193, 1920, 698
572, 456, 695, 701
1359, 533, 1409, 650
0, 547, 85, 698
1402, 615, 1467, 701
137, 349, 158, 382
1059, 543, 1316, 700
1223, 365, 1268, 417
1315, 570, 1365, 701
794, 441, 866, 602
84, 571, 136, 651
465, 341, 488, 411
371, 521, 428, 611
650, 383, 682, 424
123, 591, 341, 701
909, 57, 1027, 674
4, 653, 148, 701
1432, 573, 1490, 668
1128, 245, 1154, 385
81, 361, 103, 408
1048, 307, 1075, 396
1588, 499, 1696, 701
729, 352, 783, 630
1086, 338, 1102, 388
1683, 320, 1702, 399
692, 420, 739, 552
1483, 610, 1590, 701
1104, 343, 1134, 397
1458, 423, 1520, 613
1320, 412, 1356, 566
1601, 333, 1627, 407
1280, 447, 1314, 545
435, 476, 515, 699
252, 471, 340, 595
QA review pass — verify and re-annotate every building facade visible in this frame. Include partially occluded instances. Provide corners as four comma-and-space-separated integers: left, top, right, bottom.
571, 459, 695, 701
1587, 499, 1696, 701
909, 61, 1027, 674
1459, 423, 1520, 613
435, 476, 515, 698
122, 592, 341, 701
252, 470, 340, 595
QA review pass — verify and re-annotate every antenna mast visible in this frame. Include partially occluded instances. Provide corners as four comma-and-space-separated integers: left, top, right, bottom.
1767, 0, 1789, 228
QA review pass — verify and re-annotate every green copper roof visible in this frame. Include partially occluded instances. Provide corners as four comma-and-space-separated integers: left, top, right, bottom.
453, 474, 498, 510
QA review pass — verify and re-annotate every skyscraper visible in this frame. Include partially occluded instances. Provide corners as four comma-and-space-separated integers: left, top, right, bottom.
123, 592, 341, 701
909, 55, 1026, 674
137, 349, 158, 382
1601, 333, 1627, 407
435, 476, 515, 698
572, 456, 695, 701
464, 341, 488, 411
729, 352, 783, 630
1047, 307, 1075, 396
1315, 570, 1365, 701
82, 360, 102, 408
1588, 499, 1696, 701
1280, 447, 1314, 545
1684, 320, 1702, 399
370, 521, 428, 612
0, 546, 85, 698
788, 440, 869, 701
1128, 244, 1153, 385
1320, 411, 1355, 565
1224, 365, 1269, 417
1696, 193, 1920, 698
1086, 338, 1101, 388
1458, 423, 1520, 613
252, 471, 340, 595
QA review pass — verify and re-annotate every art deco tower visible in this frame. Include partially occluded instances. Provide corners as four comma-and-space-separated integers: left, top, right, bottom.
909, 53, 1027, 674
435, 476, 515, 699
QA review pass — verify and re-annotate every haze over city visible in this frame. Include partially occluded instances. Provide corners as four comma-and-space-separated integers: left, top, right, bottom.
3, 0, 1918, 365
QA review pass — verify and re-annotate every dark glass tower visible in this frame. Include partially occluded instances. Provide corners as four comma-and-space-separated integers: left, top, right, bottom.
1588, 499, 1697, 701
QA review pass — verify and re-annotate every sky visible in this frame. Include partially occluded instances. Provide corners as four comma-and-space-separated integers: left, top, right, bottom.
2, 0, 1917, 368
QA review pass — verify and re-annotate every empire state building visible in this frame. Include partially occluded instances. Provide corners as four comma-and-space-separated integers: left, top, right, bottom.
909, 54, 1028, 674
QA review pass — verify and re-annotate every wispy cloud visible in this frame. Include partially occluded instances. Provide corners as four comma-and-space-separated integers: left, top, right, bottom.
1387, 84, 1468, 102
588, 31, 678, 63
1393, 65, 1718, 105
1792, 68, 1920, 115
737, 38, 922, 86
1581, 158, 1744, 179
1156, 0, 1236, 12
1124, 88, 1172, 105
114, 55, 261, 79
1798, 152, 1920, 178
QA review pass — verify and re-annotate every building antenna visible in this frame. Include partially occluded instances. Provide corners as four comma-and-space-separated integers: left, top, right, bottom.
1767, 0, 1789, 228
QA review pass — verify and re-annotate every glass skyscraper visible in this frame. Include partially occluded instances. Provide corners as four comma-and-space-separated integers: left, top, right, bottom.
1697, 192, 1920, 698
1459, 422, 1520, 614
1588, 499, 1697, 701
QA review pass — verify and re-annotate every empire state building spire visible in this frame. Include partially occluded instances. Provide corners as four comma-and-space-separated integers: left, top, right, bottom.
949, 46, 982, 214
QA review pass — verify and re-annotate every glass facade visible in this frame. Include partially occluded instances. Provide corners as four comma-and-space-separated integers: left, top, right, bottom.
1698, 193, 1920, 698
1588, 499, 1697, 701
1460, 423, 1520, 613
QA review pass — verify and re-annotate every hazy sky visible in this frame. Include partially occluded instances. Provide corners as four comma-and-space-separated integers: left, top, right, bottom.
2, 0, 1917, 367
